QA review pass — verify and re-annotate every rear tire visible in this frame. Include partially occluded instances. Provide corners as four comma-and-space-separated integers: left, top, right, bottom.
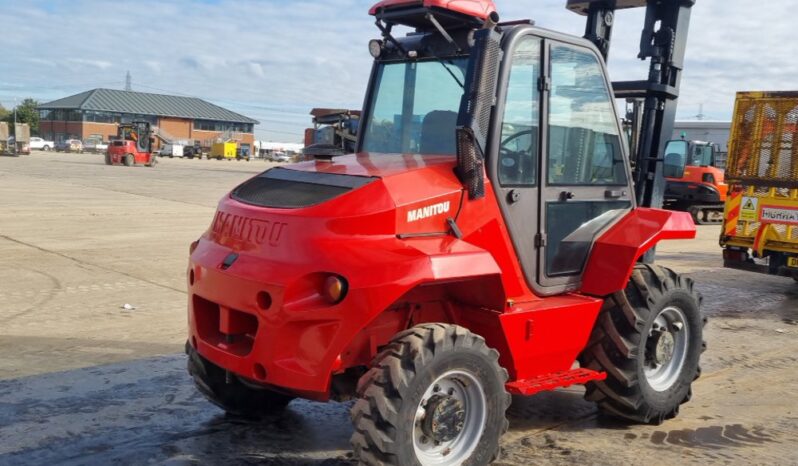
123, 154, 134, 167
351, 323, 510, 466
187, 343, 294, 418
104, 153, 112, 165
578, 264, 705, 424
42, 145, 50, 151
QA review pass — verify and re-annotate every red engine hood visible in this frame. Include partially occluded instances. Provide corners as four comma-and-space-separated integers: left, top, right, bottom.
208, 153, 465, 254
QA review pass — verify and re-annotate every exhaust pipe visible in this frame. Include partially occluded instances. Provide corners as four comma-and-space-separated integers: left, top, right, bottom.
483, 11, 500, 29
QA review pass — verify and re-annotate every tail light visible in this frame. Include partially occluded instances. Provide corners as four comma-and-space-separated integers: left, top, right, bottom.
322, 275, 348, 304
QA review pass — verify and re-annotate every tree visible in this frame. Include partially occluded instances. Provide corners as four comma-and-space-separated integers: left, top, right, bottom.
5, 98, 41, 135
0, 104, 8, 121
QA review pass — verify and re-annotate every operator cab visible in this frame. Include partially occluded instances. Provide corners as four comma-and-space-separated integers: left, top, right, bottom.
361, 0, 634, 292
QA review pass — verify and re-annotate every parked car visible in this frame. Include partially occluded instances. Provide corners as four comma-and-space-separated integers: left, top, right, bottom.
83, 138, 108, 154
267, 151, 292, 163
56, 139, 83, 153
183, 145, 202, 159
29, 137, 54, 151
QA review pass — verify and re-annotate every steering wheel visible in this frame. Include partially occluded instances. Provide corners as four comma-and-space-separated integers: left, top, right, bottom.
499, 129, 535, 183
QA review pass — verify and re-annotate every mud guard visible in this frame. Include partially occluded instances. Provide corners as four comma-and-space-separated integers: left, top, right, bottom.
581, 208, 695, 296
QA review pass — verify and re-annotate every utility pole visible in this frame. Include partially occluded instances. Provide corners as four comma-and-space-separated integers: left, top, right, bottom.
125, 71, 132, 91
13, 96, 17, 127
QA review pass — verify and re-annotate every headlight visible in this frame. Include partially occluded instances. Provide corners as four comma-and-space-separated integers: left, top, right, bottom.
368, 39, 383, 58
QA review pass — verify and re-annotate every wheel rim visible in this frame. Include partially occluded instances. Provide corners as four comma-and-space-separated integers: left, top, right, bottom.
644, 306, 689, 392
412, 370, 486, 466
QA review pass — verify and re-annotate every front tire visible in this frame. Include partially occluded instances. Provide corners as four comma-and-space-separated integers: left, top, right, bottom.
579, 264, 705, 424
123, 154, 134, 166
351, 323, 510, 466
187, 343, 294, 418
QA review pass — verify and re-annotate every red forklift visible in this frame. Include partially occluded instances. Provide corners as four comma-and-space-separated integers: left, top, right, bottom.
186, 1, 704, 464
106, 121, 157, 167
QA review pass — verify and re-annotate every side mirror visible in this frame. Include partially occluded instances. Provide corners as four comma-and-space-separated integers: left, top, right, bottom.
663, 140, 687, 178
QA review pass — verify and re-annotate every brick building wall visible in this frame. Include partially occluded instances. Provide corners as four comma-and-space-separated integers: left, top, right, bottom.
40, 118, 255, 149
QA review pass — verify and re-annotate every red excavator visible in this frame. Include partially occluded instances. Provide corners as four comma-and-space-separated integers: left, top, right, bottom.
186, 1, 705, 464
106, 121, 157, 167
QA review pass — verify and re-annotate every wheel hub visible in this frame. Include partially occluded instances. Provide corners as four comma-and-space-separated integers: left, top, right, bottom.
422, 394, 465, 443
644, 306, 690, 392
653, 330, 675, 365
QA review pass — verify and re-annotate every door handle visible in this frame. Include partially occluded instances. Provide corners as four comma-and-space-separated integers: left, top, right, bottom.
605, 189, 627, 199
560, 191, 576, 201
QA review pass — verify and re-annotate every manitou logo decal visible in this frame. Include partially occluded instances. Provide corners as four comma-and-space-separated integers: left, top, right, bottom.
212, 212, 286, 246
407, 201, 451, 223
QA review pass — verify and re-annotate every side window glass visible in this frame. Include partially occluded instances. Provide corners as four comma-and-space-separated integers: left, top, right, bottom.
498, 37, 541, 186
547, 45, 626, 186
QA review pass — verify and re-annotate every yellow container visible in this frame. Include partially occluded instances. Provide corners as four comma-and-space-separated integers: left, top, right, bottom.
211, 142, 237, 159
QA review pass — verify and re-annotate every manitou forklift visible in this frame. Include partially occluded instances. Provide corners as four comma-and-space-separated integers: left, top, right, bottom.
186, 1, 704, 464
106, 121, 157, 167
664, 138, 728, 224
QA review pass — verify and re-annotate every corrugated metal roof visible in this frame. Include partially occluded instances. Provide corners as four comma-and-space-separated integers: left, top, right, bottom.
39, 88, 259, 124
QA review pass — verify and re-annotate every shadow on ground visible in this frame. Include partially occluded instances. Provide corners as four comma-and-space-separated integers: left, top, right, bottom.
0, 355, 357, 465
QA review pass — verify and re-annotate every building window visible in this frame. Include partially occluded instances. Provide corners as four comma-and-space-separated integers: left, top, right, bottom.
193, 119, 253, 133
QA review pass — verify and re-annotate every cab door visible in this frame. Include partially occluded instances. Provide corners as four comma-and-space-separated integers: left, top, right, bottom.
538, 41, 633, 289
489, 33, 544, 286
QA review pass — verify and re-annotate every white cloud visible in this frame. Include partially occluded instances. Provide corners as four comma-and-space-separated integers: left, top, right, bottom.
0, 0, 795, 140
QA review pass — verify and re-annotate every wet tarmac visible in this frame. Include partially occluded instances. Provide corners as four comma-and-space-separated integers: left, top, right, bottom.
0, 355, 356, 465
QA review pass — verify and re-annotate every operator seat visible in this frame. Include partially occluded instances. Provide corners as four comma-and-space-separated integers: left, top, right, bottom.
420, 110, 457, 155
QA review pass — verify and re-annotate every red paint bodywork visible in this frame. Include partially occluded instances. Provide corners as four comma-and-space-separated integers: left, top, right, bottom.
581, 208, 696, 296
369, 0, 496, 20
107, 141, 154, 166
187, 154, 694, 399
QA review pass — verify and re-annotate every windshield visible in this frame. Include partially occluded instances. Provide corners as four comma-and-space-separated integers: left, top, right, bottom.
690, 143, 714, 166
362, 58, 468, 155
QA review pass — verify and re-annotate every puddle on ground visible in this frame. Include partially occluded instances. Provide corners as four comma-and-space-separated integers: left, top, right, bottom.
650, 424, 774, 449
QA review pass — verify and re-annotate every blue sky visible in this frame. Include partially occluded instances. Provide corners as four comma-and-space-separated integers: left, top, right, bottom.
0, 0, 795, 142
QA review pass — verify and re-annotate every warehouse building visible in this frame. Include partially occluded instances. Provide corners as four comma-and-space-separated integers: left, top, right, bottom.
38, 88, 258, 151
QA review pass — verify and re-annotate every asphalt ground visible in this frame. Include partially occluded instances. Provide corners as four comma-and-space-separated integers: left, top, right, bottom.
1, 151, 796, 465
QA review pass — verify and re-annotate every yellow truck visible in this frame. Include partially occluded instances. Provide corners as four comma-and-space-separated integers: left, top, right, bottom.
210, 141, 238, 160
721, 91, 798, 281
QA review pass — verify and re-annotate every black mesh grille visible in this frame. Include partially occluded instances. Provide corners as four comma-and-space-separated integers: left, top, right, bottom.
458, 28, 503, 150
457, 129, 485, 199
232, 168, 376, 209
455, 27, 502, 200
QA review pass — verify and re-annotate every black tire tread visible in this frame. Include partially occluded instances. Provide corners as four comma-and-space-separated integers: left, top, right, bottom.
351, 323, 510, 466
186, 344, 293, 418
578, 263, 706, 424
